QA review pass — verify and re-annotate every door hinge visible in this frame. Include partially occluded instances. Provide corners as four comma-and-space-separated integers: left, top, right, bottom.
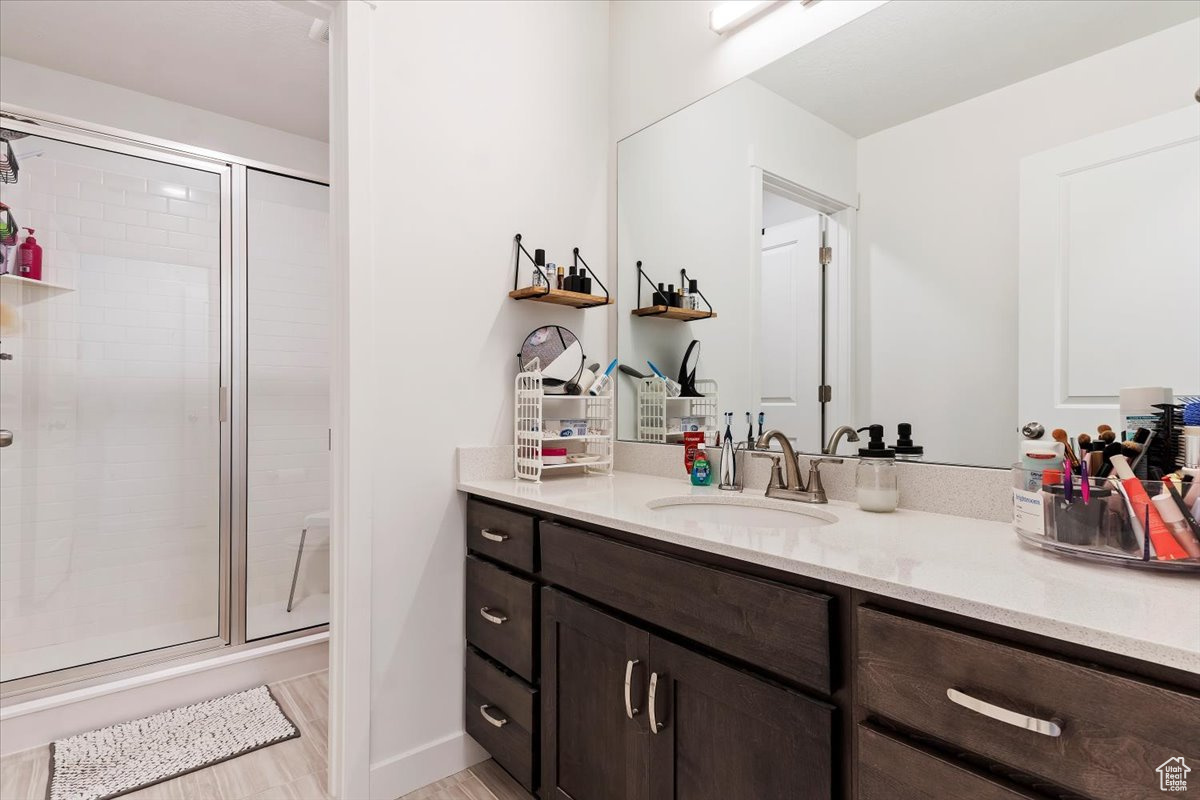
328, 428, 332, 451
818, 385, 832, 402
819, 246, 832, 266
219, 386, 229, 422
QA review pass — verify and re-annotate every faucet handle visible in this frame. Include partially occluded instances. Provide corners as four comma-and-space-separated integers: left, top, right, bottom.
750, 451, 785, 490
804, 456, 843, 499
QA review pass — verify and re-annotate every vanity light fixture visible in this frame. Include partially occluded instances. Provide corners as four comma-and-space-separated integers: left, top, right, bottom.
709, 0, 785, 35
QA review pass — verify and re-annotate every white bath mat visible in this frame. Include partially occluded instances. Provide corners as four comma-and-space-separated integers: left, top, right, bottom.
48, 685, 299, 800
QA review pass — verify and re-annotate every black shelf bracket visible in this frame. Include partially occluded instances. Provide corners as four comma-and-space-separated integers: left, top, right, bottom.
513, 233, 551, 297
680, 268, 715, 318
572, 247, 610, 306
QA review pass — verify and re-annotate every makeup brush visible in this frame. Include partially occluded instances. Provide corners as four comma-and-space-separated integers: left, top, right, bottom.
1077, 433, 1092, 452
1095, 441, 1123, 478
1098, 429, 1117, 445
1053, 429, 1079, 472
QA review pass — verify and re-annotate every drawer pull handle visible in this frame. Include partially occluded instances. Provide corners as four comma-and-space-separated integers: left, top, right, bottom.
481, 529, 509, 542
479, 704, 508, 728
648, 671, 664, 734
479, 607, 508, 625
624, 659, 641, 719
946, 689, 1062, 737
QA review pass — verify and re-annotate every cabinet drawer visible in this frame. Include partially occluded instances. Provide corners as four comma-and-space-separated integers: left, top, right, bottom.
858, 725, 1037, 800
467, 498, 536, 573
465, 647, 537, 792
857, 607, 1200, 800
465, 556, 536, 681
540, 522, 831, 693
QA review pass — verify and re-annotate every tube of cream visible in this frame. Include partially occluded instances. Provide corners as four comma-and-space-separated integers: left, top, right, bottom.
1110, 455, 1188, 560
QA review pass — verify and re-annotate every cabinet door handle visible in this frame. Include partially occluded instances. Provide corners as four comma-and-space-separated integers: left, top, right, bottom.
946, 689, 1062, 737
648, 671, 664, 734
479, 704, 508, 728
479, 607, 507, 625
481, 529, 509, 542
624, 659, 640, 719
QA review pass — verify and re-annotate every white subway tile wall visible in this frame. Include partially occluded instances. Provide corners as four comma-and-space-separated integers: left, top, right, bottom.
0, 136, 223, 681
245, 171, 330, 639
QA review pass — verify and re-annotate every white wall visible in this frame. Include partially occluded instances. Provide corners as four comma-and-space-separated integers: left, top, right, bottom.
609, 0, 887, 140
616, 78, 856, 439
855, 18, 1200, 467
0, 57, 328, 178
340, 2, 609, 796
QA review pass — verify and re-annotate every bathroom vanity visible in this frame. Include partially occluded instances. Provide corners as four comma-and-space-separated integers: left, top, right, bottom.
458, 473, 1199, 800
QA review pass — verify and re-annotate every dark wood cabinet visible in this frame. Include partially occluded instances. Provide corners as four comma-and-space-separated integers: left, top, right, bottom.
540, 588, 833, 800
464, 494, 1196, 800
541, 588, 650, 800
646, 635, 834, 800
856, 606, 1200, 800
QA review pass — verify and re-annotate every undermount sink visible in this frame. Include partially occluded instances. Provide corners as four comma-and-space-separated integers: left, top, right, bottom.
646, 495, 837, 529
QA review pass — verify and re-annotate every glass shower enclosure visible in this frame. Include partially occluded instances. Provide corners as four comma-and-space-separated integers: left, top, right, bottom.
0, 116, 329, 693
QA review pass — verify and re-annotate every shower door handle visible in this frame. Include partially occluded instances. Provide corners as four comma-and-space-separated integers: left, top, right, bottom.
0, 430, 12, 448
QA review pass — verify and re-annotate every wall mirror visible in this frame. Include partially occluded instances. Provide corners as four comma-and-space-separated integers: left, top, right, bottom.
615, 0, 1200, 468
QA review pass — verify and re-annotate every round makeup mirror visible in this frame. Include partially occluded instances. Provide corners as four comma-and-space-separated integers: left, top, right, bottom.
518, 325, 585, 392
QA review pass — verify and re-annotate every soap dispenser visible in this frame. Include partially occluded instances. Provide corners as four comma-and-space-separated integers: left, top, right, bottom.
856, 424, 898, 512
892, 423, 924, 461
16, 228, 42, 281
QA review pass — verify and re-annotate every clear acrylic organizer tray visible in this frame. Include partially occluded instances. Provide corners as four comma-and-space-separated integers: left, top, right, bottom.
1011, 466, 1200, 572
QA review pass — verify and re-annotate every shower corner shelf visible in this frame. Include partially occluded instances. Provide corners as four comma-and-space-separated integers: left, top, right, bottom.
508, 286, 613, 308
514, 357, 615, 483
0, 274, 74, 294
631, 305, 717, 321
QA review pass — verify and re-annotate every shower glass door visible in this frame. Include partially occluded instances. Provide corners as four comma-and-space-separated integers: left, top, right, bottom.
0, 126, 229, 684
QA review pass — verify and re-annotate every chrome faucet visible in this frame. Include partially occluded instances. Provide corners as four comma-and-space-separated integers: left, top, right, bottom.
824, 425, 860, 455
752, 429, 841, 503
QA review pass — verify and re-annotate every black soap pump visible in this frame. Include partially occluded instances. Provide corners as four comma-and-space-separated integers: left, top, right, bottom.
892, 423, 924, 461
857, 425, 895, 459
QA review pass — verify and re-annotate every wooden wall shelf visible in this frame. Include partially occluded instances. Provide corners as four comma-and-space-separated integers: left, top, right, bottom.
631, 305, 717, 321
509, 286, 613, 308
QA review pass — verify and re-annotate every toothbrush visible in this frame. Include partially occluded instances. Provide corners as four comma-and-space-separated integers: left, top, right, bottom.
746, 412, 753, 448
758, 411, 765, 438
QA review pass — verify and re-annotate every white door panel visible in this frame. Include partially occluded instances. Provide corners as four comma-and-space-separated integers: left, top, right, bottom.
1019, 106, 1200, 433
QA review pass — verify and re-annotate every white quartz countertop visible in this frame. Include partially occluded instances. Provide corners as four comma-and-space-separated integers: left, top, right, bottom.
458, 471, 1200, 674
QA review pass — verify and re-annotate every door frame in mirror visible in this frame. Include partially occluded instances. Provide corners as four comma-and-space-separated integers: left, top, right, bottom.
752, 169, 855, 448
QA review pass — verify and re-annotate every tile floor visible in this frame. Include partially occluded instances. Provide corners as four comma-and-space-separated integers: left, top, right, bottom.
0, 669, 530, 800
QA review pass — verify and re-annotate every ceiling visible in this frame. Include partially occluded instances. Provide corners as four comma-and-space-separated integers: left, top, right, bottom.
0, 0, 329, 141
751, 0, 1200, 138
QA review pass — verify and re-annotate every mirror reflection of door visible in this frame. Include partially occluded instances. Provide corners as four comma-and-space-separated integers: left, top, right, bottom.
759, 189, 824, 450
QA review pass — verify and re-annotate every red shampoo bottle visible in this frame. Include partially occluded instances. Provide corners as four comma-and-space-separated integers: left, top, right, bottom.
17, 228, 42, 281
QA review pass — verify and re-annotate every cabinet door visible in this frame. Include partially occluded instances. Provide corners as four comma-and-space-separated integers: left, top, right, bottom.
647, 636, 834, 800
541, 588, 650, 800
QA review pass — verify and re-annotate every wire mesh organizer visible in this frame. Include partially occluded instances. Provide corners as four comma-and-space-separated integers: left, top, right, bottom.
636, 378, 718, 445
514, 357, 614, 482
1011, 466, 1200, 572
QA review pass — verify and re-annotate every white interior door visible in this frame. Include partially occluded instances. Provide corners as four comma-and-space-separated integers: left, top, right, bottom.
1019, 106, 1200, 434
759, 216, 822, 449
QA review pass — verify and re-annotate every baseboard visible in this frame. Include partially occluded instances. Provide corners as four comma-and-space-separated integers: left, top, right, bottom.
1, 634, 328, 755
369, 730, 489, 800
